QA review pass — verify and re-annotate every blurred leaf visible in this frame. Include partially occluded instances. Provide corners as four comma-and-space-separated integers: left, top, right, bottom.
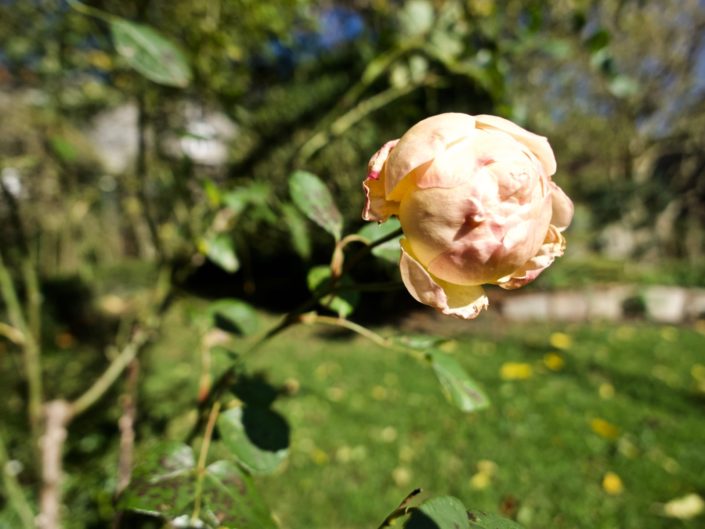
223, 182, 272, 217
358, 218, 402, 263
203, 234, 239, 273
119, 443, 276, 528
428, 351, 489, 412
118, 442, 195, 518
307, 265, 358, 318
404, 496, 468, 529
399, 0, 435, 38
49, 136, 78, 163
289, 171, 343, 241
584, 29, 610, 53
467, 511, 525, 529
201, 460, 277, 529
203, 179, 222, 207
282, 203, 312, 259
110, 19, 191, 87
209, 299, 259, 336
608, 75, 640, 98
540, 37, 572, 59
218, 406, 289, 475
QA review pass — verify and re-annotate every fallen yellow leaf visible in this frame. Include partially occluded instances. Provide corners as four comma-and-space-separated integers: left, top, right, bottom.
543, 353, 565, 371
549, 332, 573, 350
591, 418, 620, 440
602, 472, 624, 495
500, 362, 533, 381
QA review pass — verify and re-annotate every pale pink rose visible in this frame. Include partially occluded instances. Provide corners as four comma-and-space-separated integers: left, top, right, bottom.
362, 113, 573, 319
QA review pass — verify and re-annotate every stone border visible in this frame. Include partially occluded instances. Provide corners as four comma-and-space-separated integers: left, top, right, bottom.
491, 285, 705, 323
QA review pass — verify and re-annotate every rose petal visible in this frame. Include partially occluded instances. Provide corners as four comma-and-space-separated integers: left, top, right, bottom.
496, 225, 566, 289
400, 239, 488, 319
475, 114, 557, 177
362, 166, 400, 222
550, 181, 574, 232
367, 139, 398, 180
385, 113, 476, 198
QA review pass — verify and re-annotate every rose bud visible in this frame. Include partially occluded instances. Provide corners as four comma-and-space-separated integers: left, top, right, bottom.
362, 113, 573, 319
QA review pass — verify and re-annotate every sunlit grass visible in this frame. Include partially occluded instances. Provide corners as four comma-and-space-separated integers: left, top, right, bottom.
231, 316, 705, 529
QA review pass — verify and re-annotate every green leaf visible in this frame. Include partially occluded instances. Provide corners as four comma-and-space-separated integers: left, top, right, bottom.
119, 443, 277, 528
282, 203, 312, 259
405, 496, 469, 529
584, 29, 610, 53
49, 136, 78, 163
608, 75, 639, 98
467, 511, 525, 529
218, 406, 289, 475
203, 179, 222, 207
307, 265, 359, 318
428, 351, 489, 412
201, 460, 277, 529
209, 299, 259, 336
289, 171, 343, 241
109, 18, 191, 87
358, 218, 402, 263
223, 183, 272, 216
118, 442, 195, 518
203, 234, 239, 273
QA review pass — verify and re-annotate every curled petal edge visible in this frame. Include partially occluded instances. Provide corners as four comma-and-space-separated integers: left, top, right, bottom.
400, 239, 488, 320
362, 140, 399, 222
496, 225, 566, 290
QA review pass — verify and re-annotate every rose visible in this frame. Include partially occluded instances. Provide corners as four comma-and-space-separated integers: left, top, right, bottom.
362, 113, 573, 319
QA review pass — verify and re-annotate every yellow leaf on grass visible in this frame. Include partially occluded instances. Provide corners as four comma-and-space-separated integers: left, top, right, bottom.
500, 363, 533, 380
602, 472, 624, 495
543, 353, 565, 371
549, 332, 573, 350
591, 418, 620, 440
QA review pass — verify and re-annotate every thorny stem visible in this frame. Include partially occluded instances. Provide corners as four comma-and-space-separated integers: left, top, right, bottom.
191, 401, 221, 524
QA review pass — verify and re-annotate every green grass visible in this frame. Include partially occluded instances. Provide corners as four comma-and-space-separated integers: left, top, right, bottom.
5, 298, 704, 529
228, 316, 705, 529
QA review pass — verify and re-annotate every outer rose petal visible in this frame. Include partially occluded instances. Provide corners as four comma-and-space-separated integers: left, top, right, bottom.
496, 225, 566, 290
549, 182, 574, 232
385, 113, 476, 198
400, 239, 488, 319
362, 170, 399, 222
362, 140, 399, 222
475, 114, 557, 177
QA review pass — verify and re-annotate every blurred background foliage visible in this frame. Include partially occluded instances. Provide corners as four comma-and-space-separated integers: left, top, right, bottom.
2, 0, 705, 528
3, 0, 705, 285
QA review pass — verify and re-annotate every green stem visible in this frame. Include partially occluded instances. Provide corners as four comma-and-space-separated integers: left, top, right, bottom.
0, 252, 43, 446
191, 401, 221, 524
0, 433, 35, 529
298, 83, 423, 164
69, 328, 149, 419
303, 314, 424, 360
65, 0, 116, 23
187, 227, 404, 440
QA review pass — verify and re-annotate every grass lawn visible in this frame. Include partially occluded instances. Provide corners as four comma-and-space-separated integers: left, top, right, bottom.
198, 313, 705, 529
15, 298, 703, 529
